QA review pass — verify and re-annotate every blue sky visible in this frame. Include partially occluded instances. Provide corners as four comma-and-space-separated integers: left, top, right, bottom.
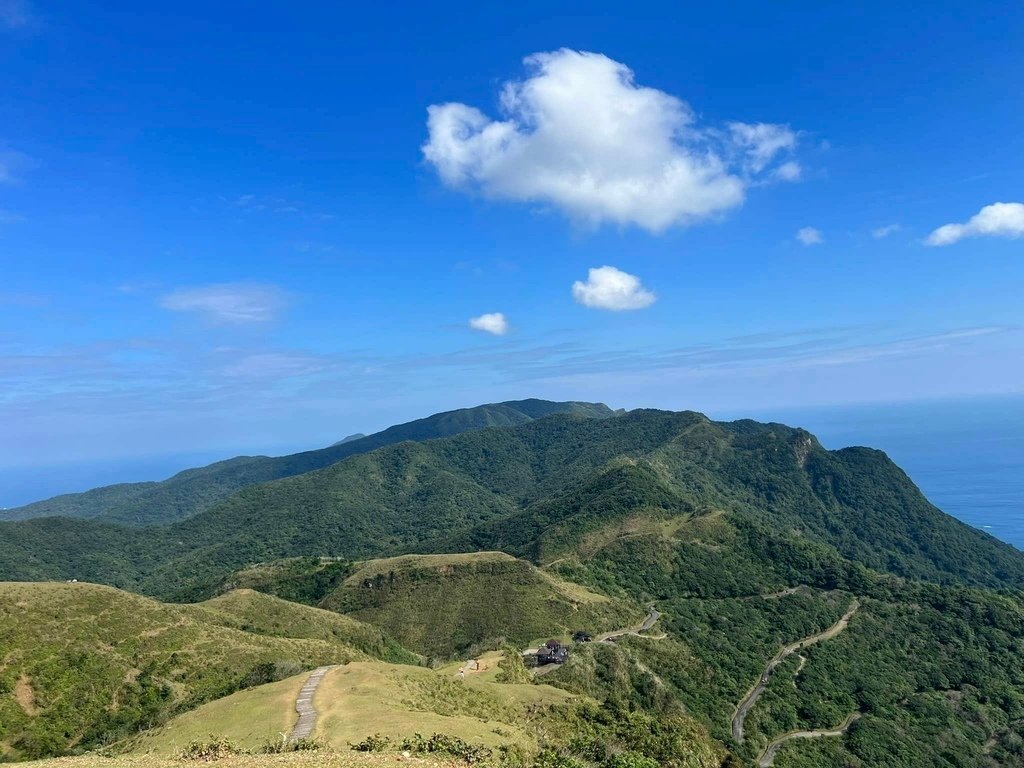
1, 1, 1023, 494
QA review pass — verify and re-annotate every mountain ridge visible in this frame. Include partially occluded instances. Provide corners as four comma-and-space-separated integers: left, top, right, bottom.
1, 399, 615, 526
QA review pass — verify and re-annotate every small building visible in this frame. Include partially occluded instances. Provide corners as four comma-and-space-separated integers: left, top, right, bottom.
536, 639, 569, 666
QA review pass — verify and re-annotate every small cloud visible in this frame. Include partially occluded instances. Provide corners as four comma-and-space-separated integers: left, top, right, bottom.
469, 312, 509, 336
926, 202, 1024, 246
572, 265, 656, 311
159, 283, 288, 325
872, 224, 900, 239
423, 49, 801, 233
796, 227, 823, 246
774, 161, 802, 182
728, 122, 798, 174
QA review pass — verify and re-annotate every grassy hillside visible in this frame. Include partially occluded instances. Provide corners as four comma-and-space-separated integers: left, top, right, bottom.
0, 582, 414, 761
17, 755, 463, 768
131, 660, 578, 756
128, 656, 724, 768
316, 552, 641, 658
2, 399, 614, 526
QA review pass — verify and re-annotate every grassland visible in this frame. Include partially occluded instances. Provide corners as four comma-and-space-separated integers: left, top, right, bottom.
319, 553, 641, 658
0, 582, 411, 760
127, 673, 305, 754
130, 659, 579, 756
17, 755, 462, 768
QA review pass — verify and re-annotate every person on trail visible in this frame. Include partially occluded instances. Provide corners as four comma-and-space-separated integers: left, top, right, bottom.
459, 668, 465, 680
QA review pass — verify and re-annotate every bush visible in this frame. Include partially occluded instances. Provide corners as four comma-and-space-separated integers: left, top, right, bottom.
399, 732, 494, 763
259, 735, 324, 753
349, 733, 392, 752
177, 737, 241, 761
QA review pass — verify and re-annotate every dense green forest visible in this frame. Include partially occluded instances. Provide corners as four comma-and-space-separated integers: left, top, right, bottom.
2, 408, 1020, 599
4, 404, 1024, 766
1, 399, 614, 526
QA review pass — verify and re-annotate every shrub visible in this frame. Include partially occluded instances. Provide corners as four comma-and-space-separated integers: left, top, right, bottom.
259, 735, 324, 753
349, 733, 392, 752
177, 737, 241, 761
398, 732, 494, 763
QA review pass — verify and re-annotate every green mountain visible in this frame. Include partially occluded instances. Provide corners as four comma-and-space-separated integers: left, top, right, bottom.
4, 405, 1024, 766
1, 409, 1021, 599
0, 399, 614, 526
225, 551, 641, 658
0, 581, 415, 761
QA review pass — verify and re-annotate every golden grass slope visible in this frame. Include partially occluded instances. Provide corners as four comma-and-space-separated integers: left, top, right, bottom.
0, 582, 403, 760
130, 657, 579, 757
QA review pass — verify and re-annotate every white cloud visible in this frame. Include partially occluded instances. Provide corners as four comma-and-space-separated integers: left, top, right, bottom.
423, 49, 800, 233
926, 202, 1024, 246
728, 122, 798, 174
774, 161, 802, 182
872, 224, 900, 239
796, 227, 823, 245
572, 265, 655, 311
468, 312, 509, 335
159, 283, 288, 325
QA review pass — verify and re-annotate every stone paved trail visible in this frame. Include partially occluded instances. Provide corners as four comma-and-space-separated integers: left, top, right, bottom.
288, 666, 337, 742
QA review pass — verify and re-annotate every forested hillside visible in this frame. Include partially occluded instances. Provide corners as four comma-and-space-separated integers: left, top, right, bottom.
1, 409, 1020, 599
1, 399, 614, 526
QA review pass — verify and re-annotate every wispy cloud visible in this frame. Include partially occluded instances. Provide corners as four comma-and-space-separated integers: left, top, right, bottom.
1, 323, 1018, 468
228, 194, 334, 220
159, 283, 289, 325
871, 224, 900, 239
796, 226, 823, 245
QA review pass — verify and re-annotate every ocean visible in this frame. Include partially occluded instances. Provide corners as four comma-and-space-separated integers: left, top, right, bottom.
735, 395, 1024, 551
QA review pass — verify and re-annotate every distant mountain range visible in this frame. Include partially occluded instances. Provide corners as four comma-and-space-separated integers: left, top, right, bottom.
0, 399, 615, 526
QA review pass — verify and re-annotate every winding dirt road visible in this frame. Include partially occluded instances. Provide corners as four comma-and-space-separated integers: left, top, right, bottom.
530, 606, 663, 676
731, 600, 859, 744
597, 606, 661, 642
756, 713, 861, 766
288, 665, 337, 742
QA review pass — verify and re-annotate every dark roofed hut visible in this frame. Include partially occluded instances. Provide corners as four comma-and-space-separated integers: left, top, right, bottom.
537, 639, 569, 666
